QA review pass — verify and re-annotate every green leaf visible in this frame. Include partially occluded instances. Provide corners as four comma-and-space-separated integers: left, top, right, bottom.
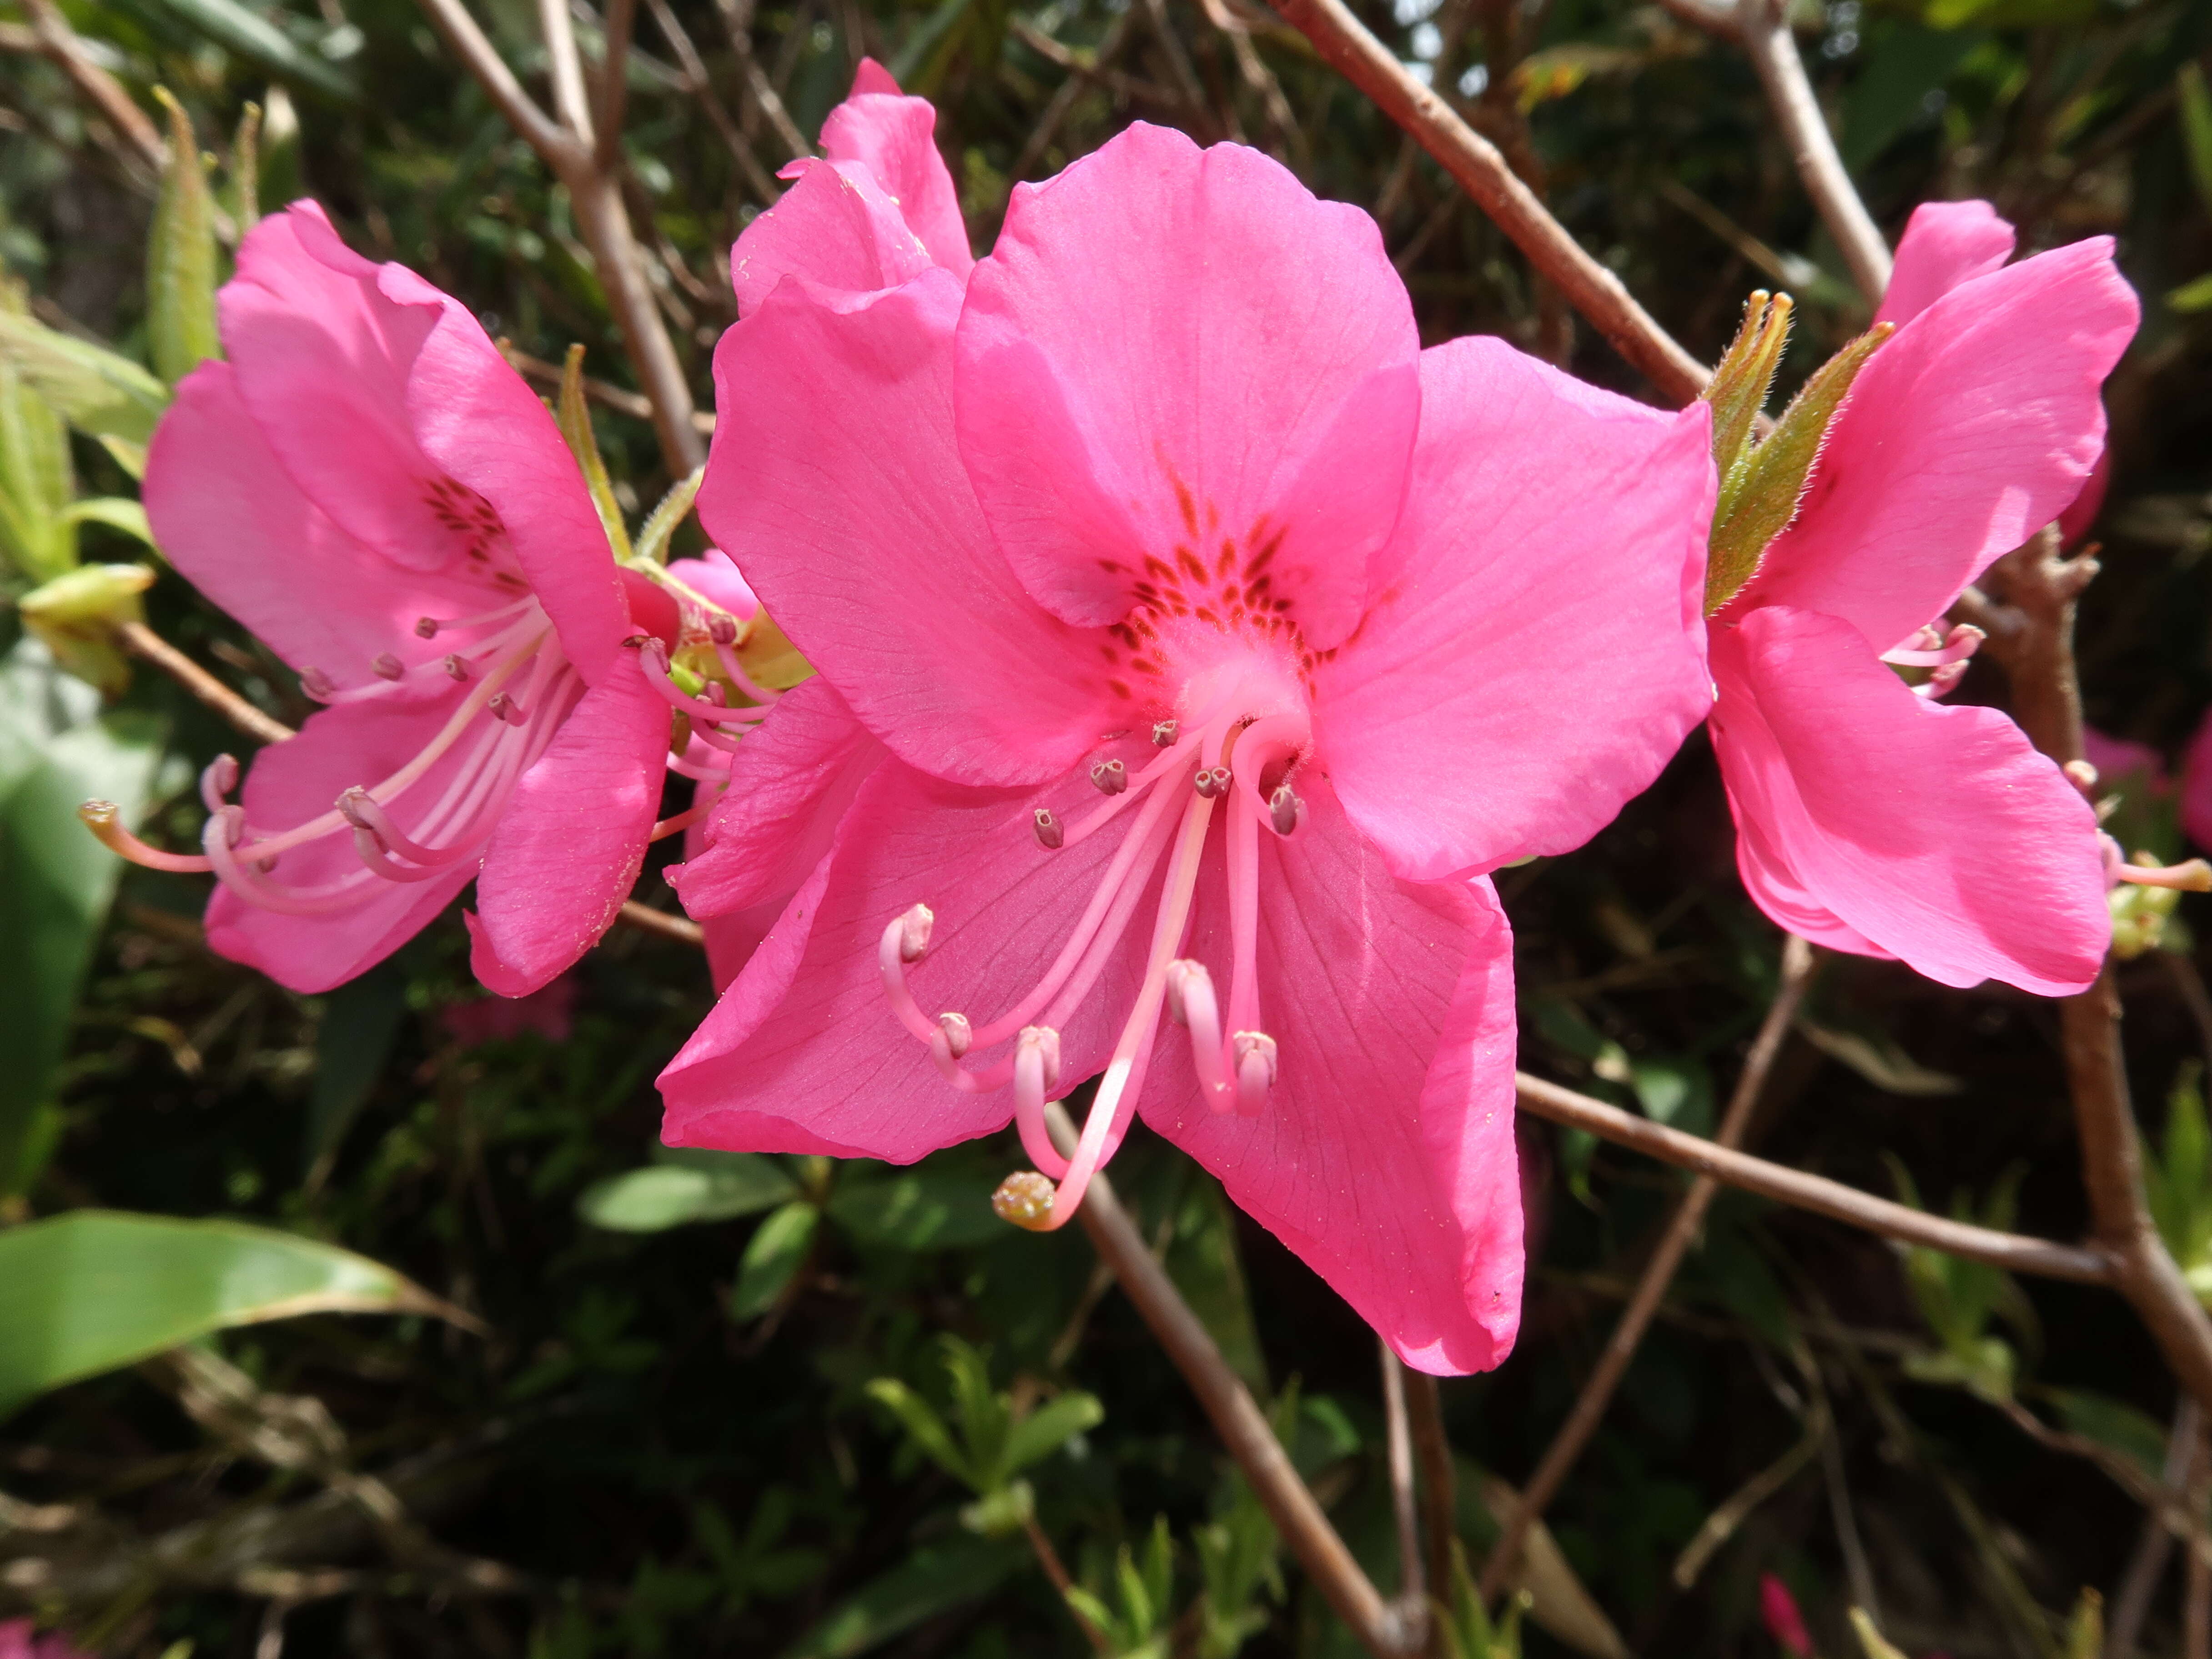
2047, 1387, 2169, 1484
939, 1335, 1007, 1486
826, 1159, 1005, 1250
778, 1535, 1022, 1659
579, 1154, 796, 1232
1699, 289, 1791, 491
1162, 1170, 1269, 1394
141, 0, 358, 99
2180, 64, 2212, 221
1705, 320, 1893, 615
2168, 271, 2212, 315
148, 90, 222, 388
1838, 24, 1980, 171
0, 312, 169, 451
1000, 1389, 1103, 1478
0, 1210, 452, 1417
730, 1200, 817, 1318
304, 961, 409, 1183
0, 281, 76, 584
0, 642, 166, 1195
555, 345, 631, 559
863, 1376, 974, 1487
59, 498, 155, 550
634, 466, 704, 566
228, 101, 264, 234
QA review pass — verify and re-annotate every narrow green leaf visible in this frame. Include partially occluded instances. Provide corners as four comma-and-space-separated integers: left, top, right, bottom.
1162, 1172, 1268, 1394
2180, 64, 2212, 221
142, 0, 358, 100
778, 1535, 1021, 1659
304, 961, 408, 1183
863, 1376, 974, 1487
730, 1200, 817, 1318
556, 345, 631, 559
1705, 320, 1894, 615
1000, 1389, 1103, 1478
0, 312, 170, 449
825, 1158, 1004, 1250
0, 281, 75, 584
60, 498, 155, 548
230, 101, 263, 233
2168, 271, 2212, 315
939, 1335, 1007, 1487
1700, 289, 1791, 490
0, 1210, 451, 1417
148, 90, 222, 388
579, 1153, 796, 1232
634, 465, 704, 566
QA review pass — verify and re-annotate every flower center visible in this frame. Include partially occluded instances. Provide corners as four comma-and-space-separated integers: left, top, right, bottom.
877, 640, 1312, 1233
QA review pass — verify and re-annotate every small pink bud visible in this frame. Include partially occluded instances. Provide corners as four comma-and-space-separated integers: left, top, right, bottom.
1759, 1574, 1813, 1658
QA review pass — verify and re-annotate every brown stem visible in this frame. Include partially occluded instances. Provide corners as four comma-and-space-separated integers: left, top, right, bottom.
641, 0, 781, 206
413, 0, 705, 475
1262, 0, 1707, 402
19, 0, 167, 175
595, 0, 639, 168
1482, 935, 1818, 1602
1023, 1513, 1115, 1656
615, 900, 704, 945
1403, 1372, 1455, 1652
1971, 529, 2212, 1419
119, 622, 295, 748
1380, 1342, 1429, 1645
1043, 1101, 1419, 1659
709, 0, 814, 163
1735, 0, 1890, 304
2106, 1401, 2197, 1659
1514, 1070, 2109, 1282
2193, 1432, 2212, 1659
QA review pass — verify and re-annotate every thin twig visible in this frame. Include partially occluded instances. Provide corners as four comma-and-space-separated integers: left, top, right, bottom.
1483, 935, 1819, 1601
1402, 1372, 1455, 1654
501, 342, 717, 433
1380, 1342, 1429, 1645
1262, 0, 1707, 401
119, 622, 295, 748
18, 0, 167, 175
709, 0, 813, 162
2109, 1400, 2202, 1658
643, 0, 781, 204
1734, 0, 1889, 304
615, 901, 704, 945
1023, 1514, 1116, 1655
595, 0, 639, 167
1042, 1101, 1420, 1659
1014, 10, 1138, 180
1513, 1071, 2111, 1283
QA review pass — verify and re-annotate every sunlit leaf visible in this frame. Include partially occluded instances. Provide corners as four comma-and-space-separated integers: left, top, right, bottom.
730, 1200, 817, 1318
141, 0, 359, 100
579, 1153, 797, 1232
863, 1376, 974, 1488
148, 90, 222, 388
827, 1158, 1004, 1250
1000, 1389, 1103, 1478
0, 313, 168, 452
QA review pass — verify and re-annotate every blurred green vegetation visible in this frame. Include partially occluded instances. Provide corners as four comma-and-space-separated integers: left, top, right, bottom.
2, 0, 2212, 1651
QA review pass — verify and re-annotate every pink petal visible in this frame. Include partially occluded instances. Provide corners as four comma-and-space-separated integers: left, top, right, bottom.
204, 696, 483, 993
698, 268, 1105, 786
1727, 780, 1896, 960
1315, 337, 1715, 880
1147, 785, 1521, 1375
468, 663, 666, 996
820, 74, 974, 279
2081, 726, 2168, 798
659, 750, 1157, 1162
667, 549, 759, 619
1875, 200, 2016, 327
392, 264, 633, 686
146, 363, 497, 693
1708, 606, 2108, 993
730, 159, 936, 317
218, 204, 460, 575
669, 677, 886, 919
1742, 237, 2138, 654
954, 125, 1419, 646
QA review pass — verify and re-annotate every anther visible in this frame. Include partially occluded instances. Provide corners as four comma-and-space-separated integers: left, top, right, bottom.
937, 1011, 973, 1058
200, 754, 238, 812
1090, 759, 1127, 795
372, 653, 405, 681
301, 666, 336, 701
1164, 958, 1207, 1027
896, 903, 934, 963
487, 692, 525, 725
334, 786, 387, 853
992, 1171, 1058, 1231
1152, 719, 1179, 748
708, 615, 739, 646
2065, 759, 2100, 796
443, 654, 469, 681
1033, 808, 1065, 850
414, 617, 440, 638
1193, 766, 1232, 799
1269, 784, 1305, 836
1232, 1030, 1278, 1116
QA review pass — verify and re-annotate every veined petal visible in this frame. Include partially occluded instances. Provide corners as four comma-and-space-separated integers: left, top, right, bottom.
1875, 200, 2015, 328
730, 159, 936, 317
1742, 238, 2138, 654
659, 756, 1152, 1161
955, 125, 1419, 646
1147, 787, 1522, 1376
1708, 607, 2107, 994
698, 268, 1105, 786
468, 664, 665, 996
1316, 337, 1715, 880
820, 62, 974, 279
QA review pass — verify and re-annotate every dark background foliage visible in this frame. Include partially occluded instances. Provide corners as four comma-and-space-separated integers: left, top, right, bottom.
2, 0, 2211, 1650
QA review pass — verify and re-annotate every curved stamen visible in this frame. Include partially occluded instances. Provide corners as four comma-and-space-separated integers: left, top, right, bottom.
200, 754, 238, 813
880, 905, 942, 1044
1883, 622, 1984, 669
1232, 1030, 1277, 1117
709, 618, 784, 708
1010, 1026, 1070, 1178
1166, 959, 1233, 1111
80, 800, 213, 873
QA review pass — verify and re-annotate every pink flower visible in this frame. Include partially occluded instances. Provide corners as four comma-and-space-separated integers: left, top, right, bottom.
0, 1621, 92, 1659
135, 203, 703, 996
661, 101, 1716, 1373
1705, 200, 2137, 994
1758, 1573, 1814, 1657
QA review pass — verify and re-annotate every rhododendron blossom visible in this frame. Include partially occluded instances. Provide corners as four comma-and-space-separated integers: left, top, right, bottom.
121, 203, 739, 995
1706, 200, 2138, 995
661, 90, 1717, 1373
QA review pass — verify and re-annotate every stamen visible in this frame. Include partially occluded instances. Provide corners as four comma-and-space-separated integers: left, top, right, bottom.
79, 799, 213, 873
415, 617, 440, 638
444, 654, 470, 681
487, 692, 524, 725
937, 1011, 973, 1057
2114, 855, 2212, 893
1914, 661, 1969, 700
1885, 622, 1984, 670
879, 905, 941, 1043
200, 754, 238, 813
1009, 1025, 1068, 1182
1152, 719, 1179, 747
1232, 1030, 1277, 1117
372, 653, 405, 681
1269, 784, 1304, 836
1193, 766, 1232, 799
1033, 808, 1065, 850
710, 632, 785, 708
1165, 959, 1233, 1111
302, 667, 336, 701
649, 799, 714, 841
992, 1171, 1057, 1228
1090, 759, 1127, 795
